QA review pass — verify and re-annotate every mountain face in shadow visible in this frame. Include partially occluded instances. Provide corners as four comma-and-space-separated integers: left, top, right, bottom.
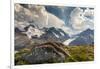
33, 27, 70, 43
69, 29, 94, 46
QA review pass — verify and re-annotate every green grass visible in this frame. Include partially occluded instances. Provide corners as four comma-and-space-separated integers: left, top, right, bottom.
15, 45, 94, 65
15, 48, 31, 65
64, 45, 94, 62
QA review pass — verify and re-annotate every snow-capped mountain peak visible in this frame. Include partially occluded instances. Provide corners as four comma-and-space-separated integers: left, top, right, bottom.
52, 32, 60, 38
63, 37, 78, 46
22, 26, 45, 39
60, 31, 65, 36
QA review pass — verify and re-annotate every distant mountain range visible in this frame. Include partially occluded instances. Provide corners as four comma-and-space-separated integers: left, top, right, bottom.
15, 24, 70, 43
68, 29, 94, 46
15, 23, 94, 46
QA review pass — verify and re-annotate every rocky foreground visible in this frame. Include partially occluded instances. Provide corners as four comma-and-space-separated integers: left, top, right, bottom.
15, 42, 94, 65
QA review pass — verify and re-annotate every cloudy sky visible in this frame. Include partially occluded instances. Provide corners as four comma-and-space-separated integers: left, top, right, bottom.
15, 4, 94, 36
45, 6, 94, 35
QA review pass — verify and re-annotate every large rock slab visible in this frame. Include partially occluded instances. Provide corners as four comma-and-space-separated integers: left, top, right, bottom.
22, 43, 67, 64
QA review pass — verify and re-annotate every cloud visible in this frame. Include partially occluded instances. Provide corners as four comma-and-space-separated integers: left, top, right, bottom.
46, 12, 65, 28
15, 4, 65, 30
25, 5, 65, 29
27, 5, 65, 29
83, 8, 94, 30
84, 8, 94, 19
69, 7, 94, 32
70, 8, 85, 30
15, 4, 94, 36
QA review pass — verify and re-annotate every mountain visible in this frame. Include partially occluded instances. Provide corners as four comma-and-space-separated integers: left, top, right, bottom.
63, 37, 77, 46
69, 29, 94, 46
31, 27, 70, 43
15, 24, 70, 43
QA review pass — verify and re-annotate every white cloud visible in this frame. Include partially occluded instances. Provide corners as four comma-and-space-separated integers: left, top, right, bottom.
29, 5, 66, 29
83, 8, 94, 30
84, 8, 94, 19
26, 5, 65, 29
15, 20, 30, 31
15, 4, 67, 33
69, 7, 94, 31
47, 12, 65, 28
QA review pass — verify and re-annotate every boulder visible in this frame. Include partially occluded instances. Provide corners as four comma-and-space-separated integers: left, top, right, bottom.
22, 43, 66, 64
